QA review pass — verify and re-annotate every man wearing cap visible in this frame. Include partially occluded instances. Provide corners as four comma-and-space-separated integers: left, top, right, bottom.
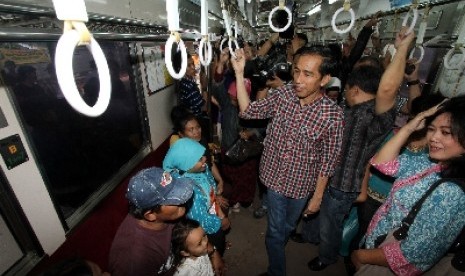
108, 167, 224, 276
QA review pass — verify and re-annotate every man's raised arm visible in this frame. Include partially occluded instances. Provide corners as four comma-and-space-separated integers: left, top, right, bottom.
230, 48, 251, 112
375, 27, 415, 114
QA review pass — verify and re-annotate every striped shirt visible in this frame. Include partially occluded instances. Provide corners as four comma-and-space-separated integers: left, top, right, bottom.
179, 76, 205, 116
239, 84, 344, 199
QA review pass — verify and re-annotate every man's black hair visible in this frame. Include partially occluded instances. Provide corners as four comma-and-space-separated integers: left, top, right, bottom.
294, 46, 338, 77
356, 56, 383, 70
345, 65, 383, 95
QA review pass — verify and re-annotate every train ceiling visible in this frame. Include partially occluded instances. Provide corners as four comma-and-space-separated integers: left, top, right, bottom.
0, 0, 463, 46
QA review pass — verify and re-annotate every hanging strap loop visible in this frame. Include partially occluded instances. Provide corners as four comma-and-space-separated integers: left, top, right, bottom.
165, 0, 187, 79
52, 0, 111, 117
402, 5, 419, 35
269, 0, 292, 33
331, 0, 356, 35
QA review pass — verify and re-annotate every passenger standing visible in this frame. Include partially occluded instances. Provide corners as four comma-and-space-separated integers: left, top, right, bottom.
174, 53, 210, 142
177, 54, 206, 117
230, 46, 344, 276
301, 27, 415, 271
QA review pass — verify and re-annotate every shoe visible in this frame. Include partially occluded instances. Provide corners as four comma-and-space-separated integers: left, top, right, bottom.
289, 231, 305, 243
231, 203, 241, 213
307, 257, 329, 271
253, 206, 267, 219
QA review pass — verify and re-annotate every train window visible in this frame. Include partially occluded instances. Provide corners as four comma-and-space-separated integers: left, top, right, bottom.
0, 41, 149, 228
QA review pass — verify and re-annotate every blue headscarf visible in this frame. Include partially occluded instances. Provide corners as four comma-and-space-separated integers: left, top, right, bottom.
163, 138, 206, 172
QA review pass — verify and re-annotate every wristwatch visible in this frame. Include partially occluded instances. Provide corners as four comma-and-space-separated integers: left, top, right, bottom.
407, 79, 420, 87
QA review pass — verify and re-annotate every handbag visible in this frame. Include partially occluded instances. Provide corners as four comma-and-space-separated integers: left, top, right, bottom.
224, 138, 263, 165
339, 206, 359, 257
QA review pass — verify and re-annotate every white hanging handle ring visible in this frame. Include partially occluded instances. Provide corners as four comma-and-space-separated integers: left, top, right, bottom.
443, 47, 465, 70
55, 29, 111, 117
268, 5, 292, 33
409, 45, 424, 64
228, 39, 239, 59
165, 33, 188, 79
331, 7, 356, 34
402, 8, 418, 35
220, 38, 228, 51
199, 37, 212, 67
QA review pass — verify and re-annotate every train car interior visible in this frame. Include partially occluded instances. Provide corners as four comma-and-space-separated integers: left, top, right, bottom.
0, 0, 464, 275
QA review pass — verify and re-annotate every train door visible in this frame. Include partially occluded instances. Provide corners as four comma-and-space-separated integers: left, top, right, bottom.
0, 169, 43, 275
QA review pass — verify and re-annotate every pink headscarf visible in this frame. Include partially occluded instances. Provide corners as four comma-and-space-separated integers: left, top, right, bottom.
228, 78, 251, 98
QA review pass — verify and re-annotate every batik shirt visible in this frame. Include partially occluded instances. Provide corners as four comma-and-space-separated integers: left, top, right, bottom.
365, 153, 465, 275
330, 99, 396, 193
239, 84, 344, 199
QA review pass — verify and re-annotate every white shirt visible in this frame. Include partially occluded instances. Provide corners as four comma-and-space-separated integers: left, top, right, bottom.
173, 255, 214, 276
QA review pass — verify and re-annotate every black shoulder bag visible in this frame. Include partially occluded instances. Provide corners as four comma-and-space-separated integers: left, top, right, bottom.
392, 178, 465, 272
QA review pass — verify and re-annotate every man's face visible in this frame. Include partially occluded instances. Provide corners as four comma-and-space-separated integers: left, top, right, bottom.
157, 205, 187, 221
186, 58, 196, 78
293, 54, 328, 102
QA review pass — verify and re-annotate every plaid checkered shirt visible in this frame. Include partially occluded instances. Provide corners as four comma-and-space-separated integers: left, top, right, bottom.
239, 84, 344, 199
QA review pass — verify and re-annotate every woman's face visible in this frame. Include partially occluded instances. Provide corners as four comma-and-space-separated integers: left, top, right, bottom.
183, 226, 209, 258
427, 113, 465, 162
180, 119, 202, 141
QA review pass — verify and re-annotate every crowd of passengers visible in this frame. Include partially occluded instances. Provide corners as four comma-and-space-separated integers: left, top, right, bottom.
43, 13, 465, 276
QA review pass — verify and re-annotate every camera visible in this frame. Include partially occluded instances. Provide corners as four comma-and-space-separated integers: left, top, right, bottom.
253, 41, 292, 90
253, 62, 292, 90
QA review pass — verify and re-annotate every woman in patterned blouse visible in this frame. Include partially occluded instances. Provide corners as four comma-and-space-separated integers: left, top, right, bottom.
351, 96, 465, 275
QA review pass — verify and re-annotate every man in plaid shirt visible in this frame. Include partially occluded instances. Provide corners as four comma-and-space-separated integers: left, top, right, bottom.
231, 46, 344, 276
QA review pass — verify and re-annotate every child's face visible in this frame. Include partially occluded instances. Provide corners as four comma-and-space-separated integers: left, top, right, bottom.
188, 156, 207, 173
184, 226, 209, 258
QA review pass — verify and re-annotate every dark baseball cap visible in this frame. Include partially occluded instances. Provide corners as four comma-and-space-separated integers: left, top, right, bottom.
126, 167, 193, 209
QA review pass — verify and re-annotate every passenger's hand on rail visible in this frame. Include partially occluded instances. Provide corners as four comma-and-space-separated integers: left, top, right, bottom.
365, 11, 381, 28
230, 48, 246, 75
395, 26, 415, 50
270, 32, 279, 44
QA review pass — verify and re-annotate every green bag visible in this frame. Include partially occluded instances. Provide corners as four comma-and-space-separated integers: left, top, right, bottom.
339, 206, 359, 257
